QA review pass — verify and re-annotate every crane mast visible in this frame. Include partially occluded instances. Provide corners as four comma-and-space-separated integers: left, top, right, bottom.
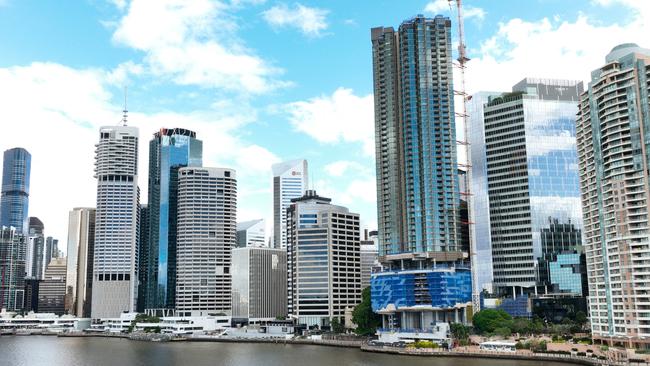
449, 0, 480, 313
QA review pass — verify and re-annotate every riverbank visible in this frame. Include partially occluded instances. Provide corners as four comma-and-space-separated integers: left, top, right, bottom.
360, 345, 633, 366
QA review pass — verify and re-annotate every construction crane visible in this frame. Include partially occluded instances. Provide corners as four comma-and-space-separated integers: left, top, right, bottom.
449, 0, 481, 314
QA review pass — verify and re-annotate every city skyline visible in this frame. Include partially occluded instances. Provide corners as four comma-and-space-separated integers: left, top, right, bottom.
1, 0, 648, 246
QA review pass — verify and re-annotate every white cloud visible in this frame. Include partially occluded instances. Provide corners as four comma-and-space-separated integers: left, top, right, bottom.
465, 1, 650, 94
324, 160, 369, 177
262, 3, 329, 37
283, 87, 374, 156
111, 0, 286, 94
0, 62, 278, 246
424, 0, 485, 20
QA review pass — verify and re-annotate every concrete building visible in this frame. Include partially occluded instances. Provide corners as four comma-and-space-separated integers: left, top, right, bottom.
65, 208, 95, 317
469, 78, 585, 298
0, 148, 31, 235
175, 167, 236, 316
370, 15, 471, 330
287, 190, 361, 327
0, 226, 26, 311
236, 219, 266, 248
26, 217, 44, 280
44, 236, 58, 274
91, 125, 140, 318
272, 160, 308, 250
576, 43, 650, 348
144, 128, 202, 312
360, 230, 378, 290
232, 247, 287, 319
38, 257, 66, 315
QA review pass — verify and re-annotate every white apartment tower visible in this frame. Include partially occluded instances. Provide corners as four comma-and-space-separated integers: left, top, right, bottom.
272, 160, 308, 250
287, 190, 361, 327
576, 43, 650, 348
175, 167, 236, 316
91, 126, 139, 318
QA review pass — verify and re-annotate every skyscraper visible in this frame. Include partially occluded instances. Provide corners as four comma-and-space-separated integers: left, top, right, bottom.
137, 204, 149, 312
175, 167, 236, 316
0, 148, 31, 235
144, 128, 202, 312
370, 15, 471, 331
236, 219, 266, 248
91, 126, 140, 318
470, 78, 585, 297
38, 257, 66, 315
576, 43, 650, 347
26, 217, 45, 280
232, 247, 287, 319
65, 207, 95, 317
0, 226, 26, 311
44, 236, 58, 274
272, 160, 308, 250
287, 190, 361, 327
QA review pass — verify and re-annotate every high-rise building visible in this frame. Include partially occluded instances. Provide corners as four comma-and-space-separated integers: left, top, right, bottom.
287, 190, 361, 327
137, 204, 149, 312
360, 230, 378, 290
370, 15, 472, 330
65, 208, 95, 317
470, 78, 585, 297
0, 226, 26, 311
236, 219, 266, 248
144, 128, 202, 312
232, 247, 287, 319
38, 257, 66, 315
91, 126, 140, 318
272, 160, 308, 250
0, 148, 31, 235
175, 167, 236, 316
26, 217, 45, 280
23, 278, 39, 312
576, 43, 650, 347
44, 236, 58, 274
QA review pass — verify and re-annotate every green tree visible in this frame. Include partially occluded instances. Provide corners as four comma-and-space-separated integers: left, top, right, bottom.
128, 313, 161, 333
330, 317, 345, 334
494, 327, 512, 338
472, 309, 512, 334
511, 318, 532, 335
450, 323, 470, 345
575, 311, 587, 326
352, 287, 381, 336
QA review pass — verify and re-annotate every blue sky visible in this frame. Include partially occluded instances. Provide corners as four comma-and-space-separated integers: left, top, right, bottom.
0, 0, 648, 243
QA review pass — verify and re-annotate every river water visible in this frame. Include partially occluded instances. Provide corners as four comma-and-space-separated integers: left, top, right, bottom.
0, 336, 569, 366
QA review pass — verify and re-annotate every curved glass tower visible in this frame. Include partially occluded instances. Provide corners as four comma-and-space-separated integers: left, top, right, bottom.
1, 147, 31, 235
144, 128, 202, 312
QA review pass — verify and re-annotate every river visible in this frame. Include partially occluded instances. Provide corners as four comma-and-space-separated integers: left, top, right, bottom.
0, 336, 571, 366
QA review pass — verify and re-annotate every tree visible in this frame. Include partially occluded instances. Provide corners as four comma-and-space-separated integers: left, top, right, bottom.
352, 287, 381, 336
472, 309, 512, 334
330, 317, 345, 334
494, 327, 512, 338
511, 318, 532, 335
450, 323, 470, 345
575, 311, 587, 326
128, 313, 160, 333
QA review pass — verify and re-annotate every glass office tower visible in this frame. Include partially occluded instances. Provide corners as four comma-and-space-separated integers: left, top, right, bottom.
145, 128, 202, 312
370, 15, 471, 332
471, 78, 585, 298
1, 148, 31, 235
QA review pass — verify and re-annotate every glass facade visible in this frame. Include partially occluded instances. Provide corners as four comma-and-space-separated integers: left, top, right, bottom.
371, 268, 472, 312
0, 227, 26, 311
1, 148, 31, 235
145, 128, 202, 310
473, 78, 584, 295
372, 16, 461, 258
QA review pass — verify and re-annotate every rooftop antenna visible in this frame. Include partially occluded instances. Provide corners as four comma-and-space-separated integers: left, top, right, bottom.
121, 86, 128, 126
